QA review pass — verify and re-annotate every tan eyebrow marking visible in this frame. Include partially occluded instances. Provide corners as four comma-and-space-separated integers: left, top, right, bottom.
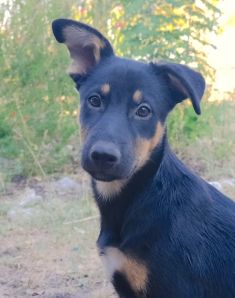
101, 83, 110, 95
133, 90, 142, 103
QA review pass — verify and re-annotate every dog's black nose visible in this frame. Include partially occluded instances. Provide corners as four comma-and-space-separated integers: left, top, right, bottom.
90, 141, 121, 167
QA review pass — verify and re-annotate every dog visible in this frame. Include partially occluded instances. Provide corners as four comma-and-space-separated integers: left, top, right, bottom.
52, 19, 235, 298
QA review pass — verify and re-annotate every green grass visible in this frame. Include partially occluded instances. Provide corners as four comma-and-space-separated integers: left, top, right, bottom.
0, 187, 96, 235
168, 99, 235, 180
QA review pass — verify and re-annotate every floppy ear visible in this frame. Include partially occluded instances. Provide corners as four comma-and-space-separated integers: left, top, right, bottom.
151, 62, 205, 115
52, 19, 114, 87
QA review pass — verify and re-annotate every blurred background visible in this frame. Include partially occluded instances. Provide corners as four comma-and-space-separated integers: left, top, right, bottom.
0, 0, 234, 297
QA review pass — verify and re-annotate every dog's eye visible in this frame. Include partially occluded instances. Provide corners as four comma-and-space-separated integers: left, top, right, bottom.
136, 104, 152, 118
88, 94, 102, 108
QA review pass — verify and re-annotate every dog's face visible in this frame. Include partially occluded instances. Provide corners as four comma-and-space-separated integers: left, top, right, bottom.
78, 59, 169, 181
52, 19, 205, 183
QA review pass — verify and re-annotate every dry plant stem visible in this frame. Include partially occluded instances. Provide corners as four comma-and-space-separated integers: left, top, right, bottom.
63, 215, 99, 225
13, 129, 46, 178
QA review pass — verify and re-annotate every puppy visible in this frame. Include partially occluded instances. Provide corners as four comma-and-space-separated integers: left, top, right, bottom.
52, 19, 235, 298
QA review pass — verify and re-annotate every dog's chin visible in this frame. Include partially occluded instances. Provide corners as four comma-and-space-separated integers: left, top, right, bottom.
90, 172, 121, 182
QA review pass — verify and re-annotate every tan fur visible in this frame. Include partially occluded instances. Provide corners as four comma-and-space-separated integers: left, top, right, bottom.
133, 90, 142, 103
68, 60, 87, 75
95, 179, 126, 199
101, 247, 148, 293
63, 26, 105, 75
101, 83, 110, 95
135, 122, 164, 169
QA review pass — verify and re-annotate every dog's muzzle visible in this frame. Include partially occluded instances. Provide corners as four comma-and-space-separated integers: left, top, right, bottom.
82, 141, 123, 181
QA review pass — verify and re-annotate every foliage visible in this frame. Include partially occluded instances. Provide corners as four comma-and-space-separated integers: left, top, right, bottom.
0, 0, 223, 180
73, 0, 221, 78
121, 0, 220, 78
0, 0, 79, 178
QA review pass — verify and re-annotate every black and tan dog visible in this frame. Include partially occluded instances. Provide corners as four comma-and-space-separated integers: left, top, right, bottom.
52, 19, 235, 298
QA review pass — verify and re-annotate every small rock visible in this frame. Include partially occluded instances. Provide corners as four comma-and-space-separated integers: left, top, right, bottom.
53, 177, 81, 195
208, 181, 223, 191
221, 179, 235, 187
19, 187, 42, 207
11, 174, 27, 184
7, 207, 34, 221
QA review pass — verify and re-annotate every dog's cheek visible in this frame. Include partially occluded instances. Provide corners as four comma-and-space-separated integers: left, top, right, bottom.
135, 138, 151, 170
134, 121, 164, 170
149, 121, 164, 150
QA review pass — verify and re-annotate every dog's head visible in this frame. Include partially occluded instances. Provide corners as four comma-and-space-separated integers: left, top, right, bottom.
52, 19, 205, 187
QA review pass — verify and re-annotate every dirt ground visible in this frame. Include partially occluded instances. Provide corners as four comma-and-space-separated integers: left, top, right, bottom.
0, 177, 117, 298
0, 175, 235, 298
0, 224, 116, 298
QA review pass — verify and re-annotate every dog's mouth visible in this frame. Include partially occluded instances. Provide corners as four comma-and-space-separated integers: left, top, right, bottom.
84, 164, 130, 181
82, 160, 131, 182
89, 171, 121, 182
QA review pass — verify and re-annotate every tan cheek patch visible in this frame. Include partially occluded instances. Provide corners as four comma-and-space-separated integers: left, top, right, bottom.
101, 83, 110, 95
63, 26, 105, 75
135, 121, 164, 170
101, 247, 148, 293
135, 138, 151, 170
133, 90, 142, 103
149, 121, 165, 150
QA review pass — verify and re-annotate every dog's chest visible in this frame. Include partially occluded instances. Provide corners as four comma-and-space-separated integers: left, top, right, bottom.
100, 246, 148, 294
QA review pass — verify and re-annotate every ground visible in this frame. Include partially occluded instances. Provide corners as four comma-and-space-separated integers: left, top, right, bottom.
0, 176, 117, 298
0, 173, 235, 298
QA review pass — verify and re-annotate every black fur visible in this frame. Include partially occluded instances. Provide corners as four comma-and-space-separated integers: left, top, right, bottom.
52, 19, 235, 298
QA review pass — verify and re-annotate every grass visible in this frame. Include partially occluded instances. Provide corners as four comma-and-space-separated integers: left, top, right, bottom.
168, 99, 235, 180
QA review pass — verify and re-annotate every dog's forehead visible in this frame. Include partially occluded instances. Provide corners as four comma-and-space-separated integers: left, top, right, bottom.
82, 57, 160, 97
106, 58, 154, 89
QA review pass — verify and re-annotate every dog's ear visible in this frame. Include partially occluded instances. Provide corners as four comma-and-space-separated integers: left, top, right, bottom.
52, 19, 114, 87
151, 62, 205, 115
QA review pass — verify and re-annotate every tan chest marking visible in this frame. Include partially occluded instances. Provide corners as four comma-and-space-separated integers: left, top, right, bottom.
101, 247, 148, 293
